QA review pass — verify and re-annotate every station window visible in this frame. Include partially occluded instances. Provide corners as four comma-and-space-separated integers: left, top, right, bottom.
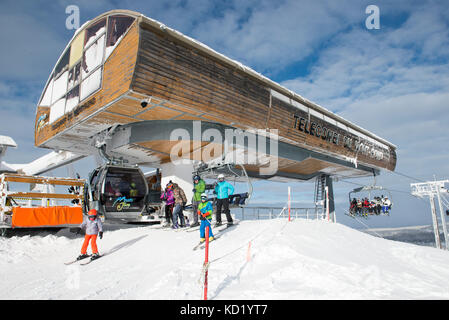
80, 67, 102, 101
39, 76, 53, 107
54, 48, 70, 78
51, 69, 69, 104
68, 63, 81, 90
39, 14, 135, 121
105, 15, 135, 58
84, 18, 106, 47
69, 30, 85, 68
66, 85, 80, 112
49, 96, 66, 124
82, 34, 105, 78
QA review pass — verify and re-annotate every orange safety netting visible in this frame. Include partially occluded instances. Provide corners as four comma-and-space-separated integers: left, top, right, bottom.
11, 206, 83, 228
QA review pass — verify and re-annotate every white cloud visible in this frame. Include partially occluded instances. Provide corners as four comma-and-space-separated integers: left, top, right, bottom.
190, 0, 362, 71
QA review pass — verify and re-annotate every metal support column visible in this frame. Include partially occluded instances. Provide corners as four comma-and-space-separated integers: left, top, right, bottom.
436, 189, 449, 250
429, 194, 442, 249
324, 175, 336, 222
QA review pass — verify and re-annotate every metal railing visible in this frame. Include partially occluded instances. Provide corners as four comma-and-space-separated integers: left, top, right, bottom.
231, 206, 325, 221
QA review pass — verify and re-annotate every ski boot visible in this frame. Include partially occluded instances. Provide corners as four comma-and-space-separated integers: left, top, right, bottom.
91, 253, 100, 260
77, 254, 89, 261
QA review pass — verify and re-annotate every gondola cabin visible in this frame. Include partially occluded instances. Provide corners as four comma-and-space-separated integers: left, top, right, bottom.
86, 164, 148, 221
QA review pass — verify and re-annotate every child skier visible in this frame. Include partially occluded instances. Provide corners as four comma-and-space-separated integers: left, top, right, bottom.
77, 209, 103, 260
197, 193, 214, 243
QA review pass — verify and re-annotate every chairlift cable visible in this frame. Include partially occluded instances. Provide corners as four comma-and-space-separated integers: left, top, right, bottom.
339, 180, 410, 195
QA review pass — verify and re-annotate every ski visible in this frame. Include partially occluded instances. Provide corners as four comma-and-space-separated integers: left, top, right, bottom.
197, 236, 221, 250
193, 242, 204, 250
64, 255, 91, 265
185, 225, 201, 232
345, 213, 369, 220
193, 236, 220, 251
80, 255, 103, 265
162, 226, 189, 232
215, 221, 239, 231
192, 221, 239, 250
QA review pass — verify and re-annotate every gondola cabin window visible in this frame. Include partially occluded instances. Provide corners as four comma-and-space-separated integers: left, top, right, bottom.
103, 167, 147, 213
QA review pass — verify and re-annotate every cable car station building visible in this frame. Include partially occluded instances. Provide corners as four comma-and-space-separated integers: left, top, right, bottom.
34, 10, 397, 220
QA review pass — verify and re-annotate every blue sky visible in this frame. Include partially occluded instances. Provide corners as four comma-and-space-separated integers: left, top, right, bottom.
1, 0, 448, 229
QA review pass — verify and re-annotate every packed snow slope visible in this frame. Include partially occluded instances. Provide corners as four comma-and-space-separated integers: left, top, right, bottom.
2, 219, 449, 300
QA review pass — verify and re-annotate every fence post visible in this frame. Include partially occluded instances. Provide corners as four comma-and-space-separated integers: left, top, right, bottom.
288, 186, 291, 222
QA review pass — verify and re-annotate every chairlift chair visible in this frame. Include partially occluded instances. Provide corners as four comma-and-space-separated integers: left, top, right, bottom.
193, 162, 253, 208
348, 185, 392, 217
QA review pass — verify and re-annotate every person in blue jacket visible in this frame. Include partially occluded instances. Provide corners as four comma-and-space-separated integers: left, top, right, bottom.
214, 174, 234, 226
197, 193, 214, 243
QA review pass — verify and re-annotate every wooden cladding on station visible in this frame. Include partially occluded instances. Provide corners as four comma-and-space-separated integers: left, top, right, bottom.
132, 26, 271, 130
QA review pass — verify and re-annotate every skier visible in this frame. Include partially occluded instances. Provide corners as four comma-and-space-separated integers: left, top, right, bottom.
197, 193, 214, 243
362, 198, 370, 217
382, 197, 391, 214
191, 174, 205, 228
356, 198, 362, 215
77, 209, 103, 260
172, 182, 187, 228
129, 182, 138, 197
349, 198, 357, 215
214, 174, 234, 226
160, 181, 175, 227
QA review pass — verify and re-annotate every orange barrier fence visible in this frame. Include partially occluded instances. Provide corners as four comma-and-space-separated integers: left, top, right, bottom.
11, 206, 83, 228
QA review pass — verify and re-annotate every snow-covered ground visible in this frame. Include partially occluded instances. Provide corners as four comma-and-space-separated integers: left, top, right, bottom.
1, 219, 449, 300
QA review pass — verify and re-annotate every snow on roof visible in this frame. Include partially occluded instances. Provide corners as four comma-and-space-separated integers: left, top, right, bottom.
0, 135, 17, 148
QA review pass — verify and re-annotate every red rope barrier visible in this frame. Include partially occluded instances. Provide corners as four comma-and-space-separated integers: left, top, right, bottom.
204, 225, 210, 300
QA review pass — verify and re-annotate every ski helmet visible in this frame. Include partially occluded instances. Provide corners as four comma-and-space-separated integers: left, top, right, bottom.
193, 174, 201, 181
217, 174, 225, 180
200, 193, 208, 201
88, 209, 97, 219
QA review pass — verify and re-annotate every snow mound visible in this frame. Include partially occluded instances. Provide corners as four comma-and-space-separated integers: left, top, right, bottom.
1, 219, 449, 299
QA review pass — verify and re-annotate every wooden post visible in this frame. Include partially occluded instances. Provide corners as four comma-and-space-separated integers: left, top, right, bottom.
204, 225, 210, 300
288, 186, 291, 222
